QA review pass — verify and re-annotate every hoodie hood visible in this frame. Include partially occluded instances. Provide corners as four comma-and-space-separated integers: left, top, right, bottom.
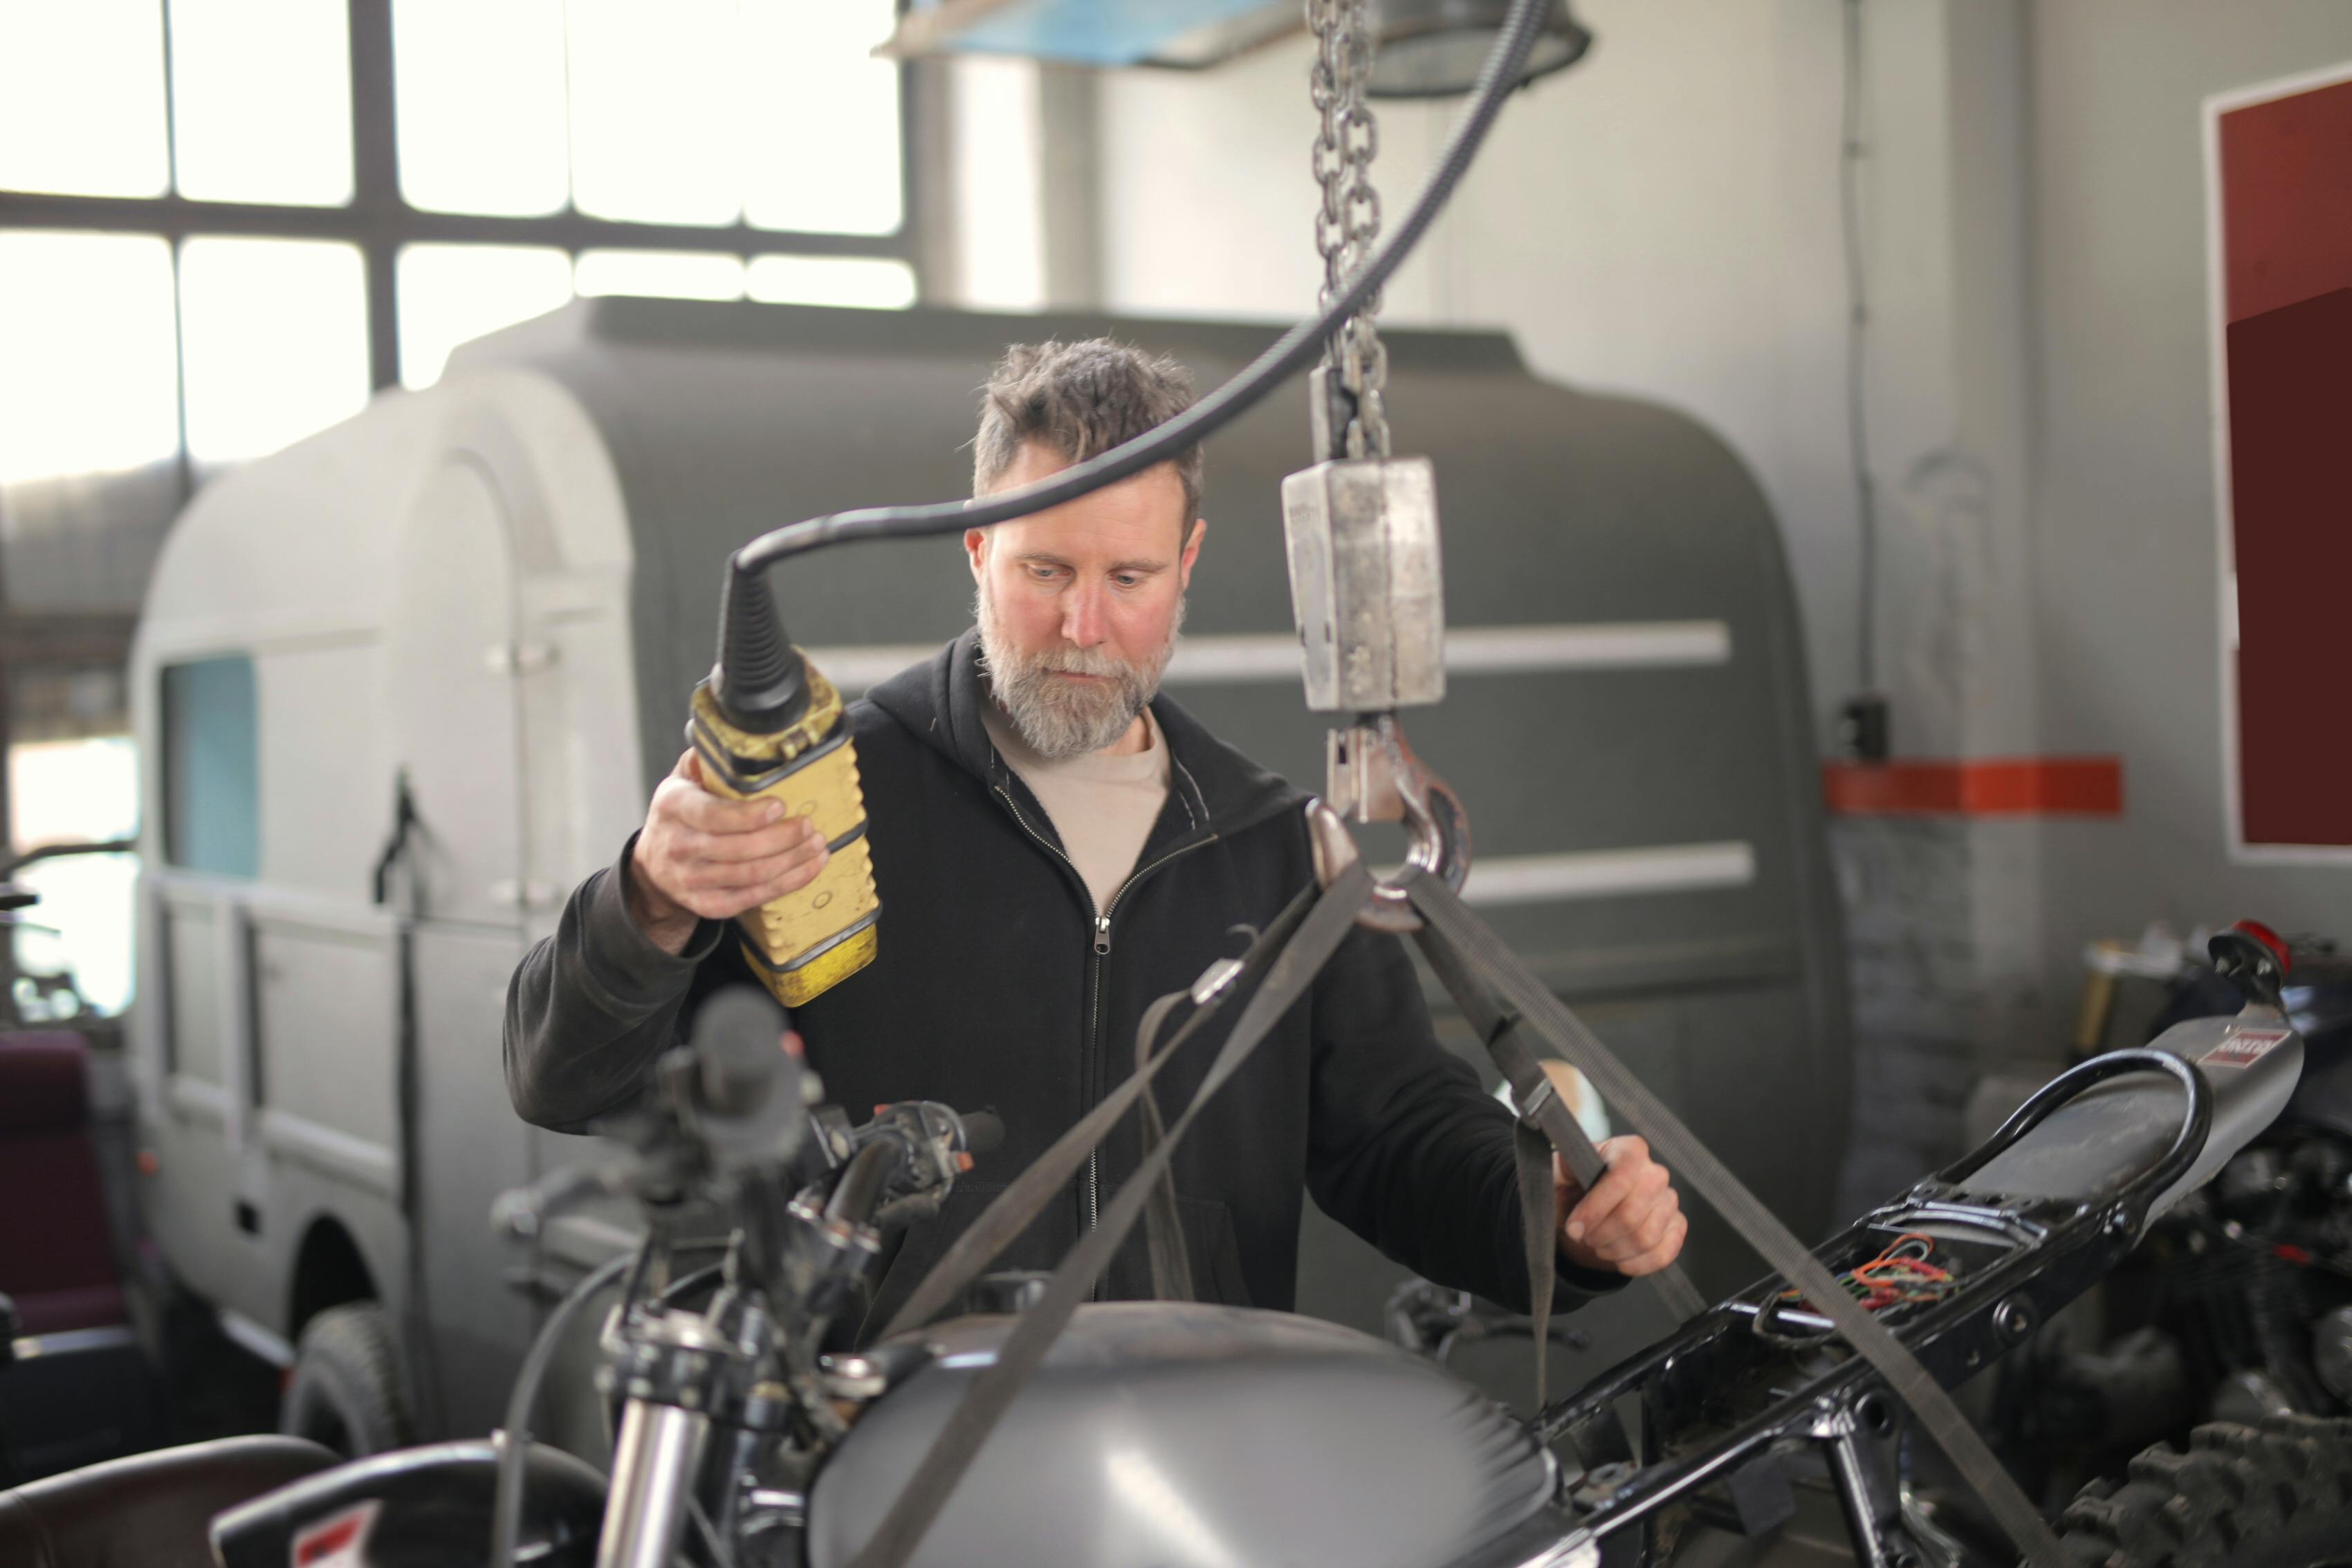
860, 629, 1304, 840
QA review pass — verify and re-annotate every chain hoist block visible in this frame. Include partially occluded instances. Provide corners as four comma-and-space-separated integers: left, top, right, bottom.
1281, 454, 1446, 712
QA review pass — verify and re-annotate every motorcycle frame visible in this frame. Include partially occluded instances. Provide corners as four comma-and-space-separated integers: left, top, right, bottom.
1536, 1050, 2214, 1567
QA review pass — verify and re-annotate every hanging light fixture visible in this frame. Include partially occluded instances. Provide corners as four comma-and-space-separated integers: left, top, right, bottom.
1366, 0, 1592, 98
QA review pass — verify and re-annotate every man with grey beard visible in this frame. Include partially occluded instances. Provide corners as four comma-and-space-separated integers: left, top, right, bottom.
506, 338, 1685, 1340
977, 576, 1182, 759
968, 449, 1189, 932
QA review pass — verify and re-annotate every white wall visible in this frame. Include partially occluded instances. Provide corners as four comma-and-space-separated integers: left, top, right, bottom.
934, 55, 1049, 311
1094, 0, 1990, 750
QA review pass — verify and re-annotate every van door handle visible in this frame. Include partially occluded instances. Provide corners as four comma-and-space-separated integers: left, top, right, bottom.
486, 880, 558, 910
484, 642, 558, 675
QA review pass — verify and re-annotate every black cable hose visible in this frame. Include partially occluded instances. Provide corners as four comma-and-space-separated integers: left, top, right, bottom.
489, 1250, 633, 1568
1840, 0, 1877, 697
486, 1237, 736, 1568
713, 0, 1558, 702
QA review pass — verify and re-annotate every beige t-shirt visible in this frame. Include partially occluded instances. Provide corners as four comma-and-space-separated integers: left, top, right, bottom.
981, 701, 1172, 919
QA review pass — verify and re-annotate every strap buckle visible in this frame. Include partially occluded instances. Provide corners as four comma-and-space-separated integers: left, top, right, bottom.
1191, 956, 1246, 1006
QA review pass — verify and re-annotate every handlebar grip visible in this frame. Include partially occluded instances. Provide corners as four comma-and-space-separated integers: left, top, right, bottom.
691, 987, 795, 1116
960, 1111, 1004, 1156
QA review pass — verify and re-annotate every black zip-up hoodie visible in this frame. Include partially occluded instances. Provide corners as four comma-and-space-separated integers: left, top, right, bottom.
504, 630, 1615, 1334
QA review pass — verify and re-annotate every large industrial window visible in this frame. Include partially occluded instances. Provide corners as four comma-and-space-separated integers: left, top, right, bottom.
0, 0, 915, 412
0, 0, 919, 879
160, 656, 260, 878
6, 736, 138, 1017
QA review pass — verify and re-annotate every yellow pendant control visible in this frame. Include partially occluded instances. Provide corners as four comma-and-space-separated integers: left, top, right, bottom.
687, 656, 880, 1007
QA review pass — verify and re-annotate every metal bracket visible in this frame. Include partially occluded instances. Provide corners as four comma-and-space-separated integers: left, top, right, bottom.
1191, 955, 1247, 1006
1817, 1394, 1918, 1568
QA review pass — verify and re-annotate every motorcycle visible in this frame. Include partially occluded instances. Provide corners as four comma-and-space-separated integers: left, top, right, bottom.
180, 923, 2349, 1568
2138, 928, 2352, 1423
1987, 925, 2352, 1557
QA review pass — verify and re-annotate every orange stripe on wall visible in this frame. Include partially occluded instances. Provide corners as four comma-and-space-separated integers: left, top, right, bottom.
1822, 757, 2124, 816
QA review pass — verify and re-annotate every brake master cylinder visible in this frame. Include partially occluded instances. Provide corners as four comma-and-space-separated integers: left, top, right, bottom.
691, 566, 881, 1006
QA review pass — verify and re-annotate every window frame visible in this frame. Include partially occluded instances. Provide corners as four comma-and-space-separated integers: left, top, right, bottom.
158, 651, 260, 878
0, 0, 921, 854
0, 0, 924, 396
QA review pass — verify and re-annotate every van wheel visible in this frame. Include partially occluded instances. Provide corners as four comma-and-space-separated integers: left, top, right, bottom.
2058, 1413, 2352, 1567
279, 1302, 414, 1457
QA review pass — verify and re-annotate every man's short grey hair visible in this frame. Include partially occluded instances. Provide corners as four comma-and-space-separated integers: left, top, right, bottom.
972, 338, 1204, 526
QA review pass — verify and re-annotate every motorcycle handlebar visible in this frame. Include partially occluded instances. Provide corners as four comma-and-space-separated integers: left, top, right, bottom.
824, 1105, 1002, 1228
690, 987, 799, 1118
825, 1139, 901, 1227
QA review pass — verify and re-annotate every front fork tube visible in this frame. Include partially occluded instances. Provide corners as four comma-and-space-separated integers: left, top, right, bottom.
598, 1398, 714, 1568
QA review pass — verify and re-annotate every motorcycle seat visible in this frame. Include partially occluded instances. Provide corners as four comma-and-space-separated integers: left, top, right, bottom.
0, 1435, 338, 1568
1958, 1013, 2303, 1219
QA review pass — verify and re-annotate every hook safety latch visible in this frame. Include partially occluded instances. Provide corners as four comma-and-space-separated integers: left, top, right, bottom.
1306, 714, 1470, 932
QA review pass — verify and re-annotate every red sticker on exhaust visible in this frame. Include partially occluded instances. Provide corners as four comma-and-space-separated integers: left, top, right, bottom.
291, 1500, 380, 1568
2204, 1028, 2291, 1067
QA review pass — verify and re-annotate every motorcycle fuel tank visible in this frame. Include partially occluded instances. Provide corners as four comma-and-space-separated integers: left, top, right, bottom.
807, 1302, 1560, 1568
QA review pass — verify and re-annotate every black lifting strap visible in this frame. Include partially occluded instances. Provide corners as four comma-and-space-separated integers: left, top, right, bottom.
1402, 869, 2070, 1568
1510, 1116, 1560, 1410
876, 872, 1330, 1342
1412, 920, 1711, 1388
847, 862, 1372, 1568
1135, 988, 1197, 1303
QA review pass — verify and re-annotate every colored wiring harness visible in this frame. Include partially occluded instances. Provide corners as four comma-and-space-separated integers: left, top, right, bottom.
1751, 1233, 1958, 1347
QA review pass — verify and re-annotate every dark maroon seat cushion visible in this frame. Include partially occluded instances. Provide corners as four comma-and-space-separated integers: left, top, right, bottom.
0, 1035, 89, 1134
0, 1035, 123, 1334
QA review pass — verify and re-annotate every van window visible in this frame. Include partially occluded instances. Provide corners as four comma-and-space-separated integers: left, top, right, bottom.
161, 655, 259, 876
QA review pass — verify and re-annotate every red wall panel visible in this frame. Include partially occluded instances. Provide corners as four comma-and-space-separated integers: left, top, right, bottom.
2217, 77, 2352, 847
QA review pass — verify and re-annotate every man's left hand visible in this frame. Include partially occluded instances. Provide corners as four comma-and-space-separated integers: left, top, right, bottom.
1556, 1136, 1687, 1277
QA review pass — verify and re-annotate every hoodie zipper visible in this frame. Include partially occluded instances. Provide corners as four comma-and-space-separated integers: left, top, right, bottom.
1085, 838, 1220, 1229
992, 781, 1218, 1255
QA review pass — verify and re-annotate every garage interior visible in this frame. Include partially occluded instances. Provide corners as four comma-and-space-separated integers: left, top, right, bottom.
2, 3, 2350, 1567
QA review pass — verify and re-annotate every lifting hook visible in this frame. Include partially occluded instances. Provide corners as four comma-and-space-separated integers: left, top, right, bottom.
1306, 713, 1471, 933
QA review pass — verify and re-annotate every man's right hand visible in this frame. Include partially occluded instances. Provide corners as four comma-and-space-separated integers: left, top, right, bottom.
626, 750, 831, 955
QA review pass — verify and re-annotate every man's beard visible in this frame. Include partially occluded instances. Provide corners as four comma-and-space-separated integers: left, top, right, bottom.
976, 580, 1184, 762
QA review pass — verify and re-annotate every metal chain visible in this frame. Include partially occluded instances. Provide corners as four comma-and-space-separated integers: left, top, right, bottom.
1307, 0, 1390, 460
